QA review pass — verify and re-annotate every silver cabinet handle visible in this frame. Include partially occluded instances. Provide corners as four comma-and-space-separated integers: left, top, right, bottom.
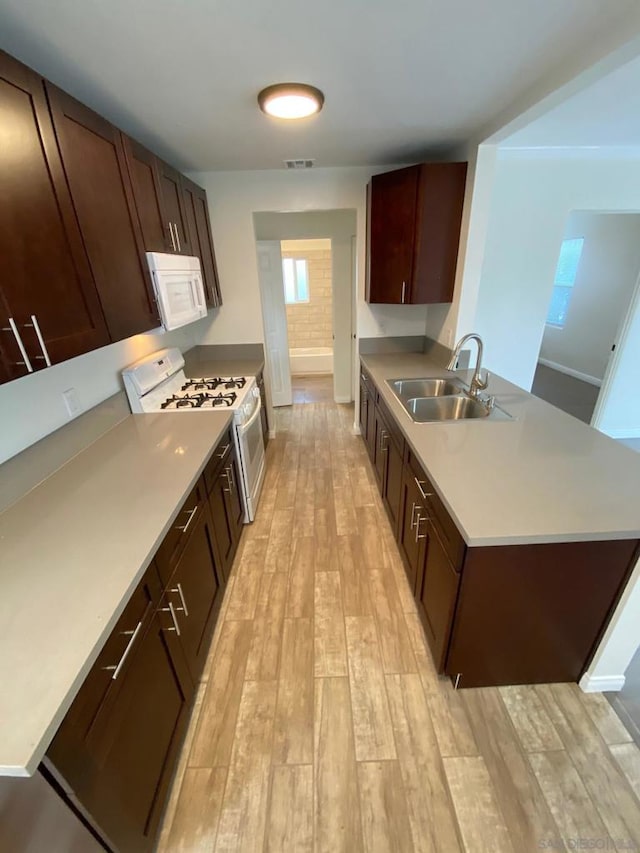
171, 582, 189, 617
401, 281, 406, 303
102, 620, 142, 680
410, 501, 418, 531
168, 222, 177, 251
217, 443, 230, 459
223, 466, 233, 494
176, 505, 197, 533
227, 465, 234, 493
24, 315, 51, 367
2, 318, 33, 372
174, 222, 181, 252
415, 513, 428, 542
379, 429, 388, 452
414, 478, 433, 502
162, 601, 181, 636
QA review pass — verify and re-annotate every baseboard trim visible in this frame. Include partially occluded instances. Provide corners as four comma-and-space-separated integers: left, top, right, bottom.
579, 672, 626, 693
537, 358, 602, 388
334, 395, 351, 404
352, 423, 361, 435
268, 429, 277, 439
604, 428, 640, 440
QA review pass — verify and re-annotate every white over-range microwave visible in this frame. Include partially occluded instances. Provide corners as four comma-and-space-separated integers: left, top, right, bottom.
147, 252, 207, 331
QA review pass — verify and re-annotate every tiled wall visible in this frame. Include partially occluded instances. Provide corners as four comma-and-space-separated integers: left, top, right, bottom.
285, 249, 333, 349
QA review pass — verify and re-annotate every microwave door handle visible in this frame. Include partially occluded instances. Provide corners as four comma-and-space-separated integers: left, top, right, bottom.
193, 274, 205, 310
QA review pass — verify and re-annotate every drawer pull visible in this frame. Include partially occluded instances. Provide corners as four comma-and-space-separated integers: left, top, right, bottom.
414, 478, 433, 502
217, 443, 230, 459
171, 582, 189, 617
176, 505, 197, 533
102, 620, 142, 680
162, 601, 181, 636
415, 513, 428, 542
223, 465, 234, 494
410, 501, 418, 531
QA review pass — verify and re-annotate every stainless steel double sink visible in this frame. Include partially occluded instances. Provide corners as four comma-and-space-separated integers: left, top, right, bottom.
386, 377, 512, 423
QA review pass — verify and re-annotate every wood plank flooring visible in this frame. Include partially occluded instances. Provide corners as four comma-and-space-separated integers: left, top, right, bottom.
158, 398, 640, 853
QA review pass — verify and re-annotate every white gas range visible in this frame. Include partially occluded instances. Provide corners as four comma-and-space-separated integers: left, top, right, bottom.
122, 348, 266, 522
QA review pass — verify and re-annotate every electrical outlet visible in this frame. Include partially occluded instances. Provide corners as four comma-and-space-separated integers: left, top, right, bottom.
62, 388, 80, 418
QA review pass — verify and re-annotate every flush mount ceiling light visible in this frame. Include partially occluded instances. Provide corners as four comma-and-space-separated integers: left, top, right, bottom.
257, 83, 324, 119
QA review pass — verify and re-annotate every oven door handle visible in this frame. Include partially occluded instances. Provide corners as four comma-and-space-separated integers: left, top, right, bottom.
238, 397, 262, 433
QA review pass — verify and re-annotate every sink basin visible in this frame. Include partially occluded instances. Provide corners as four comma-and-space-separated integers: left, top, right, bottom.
387, 377, 466, 399
404, 395, 491, 422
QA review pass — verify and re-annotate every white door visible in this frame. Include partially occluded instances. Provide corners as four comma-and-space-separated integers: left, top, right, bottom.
331, 236, 354, 403
256, 241, 292, 407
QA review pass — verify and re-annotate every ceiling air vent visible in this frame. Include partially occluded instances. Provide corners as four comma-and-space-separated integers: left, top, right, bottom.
284, 158, 315, 169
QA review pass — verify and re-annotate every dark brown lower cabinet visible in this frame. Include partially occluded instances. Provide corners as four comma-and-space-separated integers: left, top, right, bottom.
45, 430, 243, 852
257, 371, 269, 446
416, 520, 460, 673
163, 506, 224, 681
47, 575, 193, 853
208, 446, 243, 581
360, 359, 640, 689
397, 466, 427, 595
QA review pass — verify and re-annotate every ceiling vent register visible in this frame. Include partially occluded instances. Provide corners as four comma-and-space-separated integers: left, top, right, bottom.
284, 158, 315, 169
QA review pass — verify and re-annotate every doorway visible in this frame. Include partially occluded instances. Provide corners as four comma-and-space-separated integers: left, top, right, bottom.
253, 209, 357, 414
281, 238, 334, 405
531, 211, 640, 429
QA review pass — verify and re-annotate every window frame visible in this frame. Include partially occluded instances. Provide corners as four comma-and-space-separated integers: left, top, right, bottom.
282, 257, 310, 305
545, 237, 584, 329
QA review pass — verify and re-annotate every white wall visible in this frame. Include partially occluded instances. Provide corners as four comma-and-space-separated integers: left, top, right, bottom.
473, 152, 640, 391
0, 319, 206, 464
539, 212, 640, 382
189, 167, 430, 346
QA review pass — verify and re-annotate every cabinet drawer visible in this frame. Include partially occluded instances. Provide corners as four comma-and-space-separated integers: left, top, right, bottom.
203, 428, 234, 495
155, 478, 206, 585
406, 448, 466, 571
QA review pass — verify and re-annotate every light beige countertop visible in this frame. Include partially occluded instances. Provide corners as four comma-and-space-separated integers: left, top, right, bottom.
0, 410, 231, 777
183, 349, 264, 379
361, 352, 640, 547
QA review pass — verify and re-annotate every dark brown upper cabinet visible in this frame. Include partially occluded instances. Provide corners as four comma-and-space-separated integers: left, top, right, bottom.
122, 135, 172, 254
45, 84, 160, 341
0, 52, 109, 381
366, 162, 467, 305
157, 159, 192, 256
182, 177, 222, 307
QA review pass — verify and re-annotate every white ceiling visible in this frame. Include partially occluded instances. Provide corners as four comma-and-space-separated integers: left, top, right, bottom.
502, 52, 640, 150
1, 0, 638, 171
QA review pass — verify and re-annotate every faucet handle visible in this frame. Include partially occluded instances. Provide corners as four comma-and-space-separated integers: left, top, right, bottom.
477, 369, 490, 390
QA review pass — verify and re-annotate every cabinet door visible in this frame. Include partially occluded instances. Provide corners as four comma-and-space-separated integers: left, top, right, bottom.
46, 84, 159, 341
49, 610, 192, 853
373, 409, 387, 487
0, 53, 109, 381
257, 372, 269, 444
413, 162, 467, 305
367, 165, 418, 304
359, 376, 369, 439
398, 468, 426, 594
166, 508, 224, 681
416, 521, 460, 672
209, 463, 236, 581
182, 177, 222, 306
158, 160, 192, 256
223, 448, 245, 546
382, 436, 403, 534
122, 135, 171, 253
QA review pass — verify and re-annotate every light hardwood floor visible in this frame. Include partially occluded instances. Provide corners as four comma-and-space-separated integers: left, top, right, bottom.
158, 400, 640, 853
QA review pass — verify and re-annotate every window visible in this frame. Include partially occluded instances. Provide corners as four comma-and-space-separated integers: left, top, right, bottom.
546, 237, 584, 327
282, 257, 309, 304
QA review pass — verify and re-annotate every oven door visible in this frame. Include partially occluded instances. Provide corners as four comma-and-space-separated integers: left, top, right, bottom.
235, 397, 266, 522
151, 268, 207, 330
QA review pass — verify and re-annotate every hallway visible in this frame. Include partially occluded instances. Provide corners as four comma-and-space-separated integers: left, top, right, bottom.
158, 399, 640, 852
